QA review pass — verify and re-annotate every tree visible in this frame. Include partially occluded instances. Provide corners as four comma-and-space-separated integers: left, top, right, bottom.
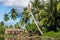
4, 8, 18, 21
21, 0, 60, 35
10, 8, 18, 20
39, 0, 60, 32
20, 0, 44, 35
15, 22, 21, 28
0, 21, 4, 26
4, 14, 9, 21
9, 25, 13, 28
0, 21, 5, 34
25, 23, 41, 35
4, 8, 19, 29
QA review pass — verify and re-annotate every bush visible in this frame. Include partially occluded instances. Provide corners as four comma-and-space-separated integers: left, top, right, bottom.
0, 37, 4, 40
0, 27, 5, 34
43, 31, 60, 40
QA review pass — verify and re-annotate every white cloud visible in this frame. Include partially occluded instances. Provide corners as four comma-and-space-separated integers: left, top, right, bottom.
0, 0, 6, 2
0, 0, 30, 7
0, 0, 50, 7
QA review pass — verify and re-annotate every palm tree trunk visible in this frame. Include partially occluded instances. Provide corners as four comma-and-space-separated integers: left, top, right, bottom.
50, 0, 57, 31
30, 11, 43, 35
53, 0, 57, 32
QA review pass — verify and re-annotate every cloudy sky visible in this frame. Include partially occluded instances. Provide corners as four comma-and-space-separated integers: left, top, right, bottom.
0, 0, 30, 26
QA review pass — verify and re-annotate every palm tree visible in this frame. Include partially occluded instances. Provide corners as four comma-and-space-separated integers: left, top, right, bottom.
4, 8, 18, 21
0, 21, 5, 34
20, 0, 43, 35
0, 21, 4, 30
9, 25, 13, 28
21, 0, 59, 35
4, 14, 9, 21
39, 0, 58, 32
15, 22, 21, 29
0, 21, 4, 26
10, 8, 18, 20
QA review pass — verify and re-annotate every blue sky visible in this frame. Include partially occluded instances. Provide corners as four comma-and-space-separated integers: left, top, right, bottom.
0, 0, 30, 26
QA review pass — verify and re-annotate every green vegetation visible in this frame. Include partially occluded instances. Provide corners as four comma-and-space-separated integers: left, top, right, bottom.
21, 0, 60, 35
3, 0, 60, 35
0, 21, 5, 34
43, 31, 60, 37
0, 0, 60, 40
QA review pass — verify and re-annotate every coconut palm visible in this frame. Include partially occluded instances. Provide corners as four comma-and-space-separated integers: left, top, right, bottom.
0, 21, 5, 34
0, 21, 4, 26
39, 0, 59, 32
9, 25, 13, 28
4, 8, 18, 21
20, 0, 44, 35
15, 22, 21, 29
4, 14, 9, 21
10, 8, 18, 20
21, 0, 60, 35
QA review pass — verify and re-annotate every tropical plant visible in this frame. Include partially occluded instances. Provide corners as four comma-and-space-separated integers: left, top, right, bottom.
0, 22, 5, 34
4, 14, 9, 21
21, 0, 60, 35
15, 22, 21, 28
9, 25, 13, 28
4, 8, 18, 21
20, 0, 44, 35
10, 8, 18, 20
